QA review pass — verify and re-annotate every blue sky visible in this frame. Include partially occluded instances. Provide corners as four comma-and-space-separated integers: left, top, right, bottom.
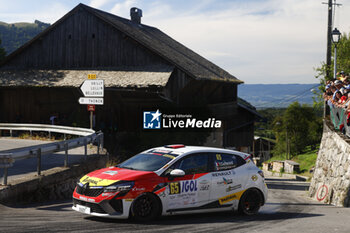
1, 0, 350, 84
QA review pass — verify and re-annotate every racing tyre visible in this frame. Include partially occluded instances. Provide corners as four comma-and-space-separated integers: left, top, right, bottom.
131, 193, 160, 221
238, 189, 263, 215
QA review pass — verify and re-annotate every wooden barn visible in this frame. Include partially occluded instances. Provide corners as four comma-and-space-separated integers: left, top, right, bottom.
0, 4, 258, 154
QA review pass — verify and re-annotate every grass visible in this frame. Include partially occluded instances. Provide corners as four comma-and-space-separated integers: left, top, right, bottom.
265, 146, 318, 178
292, 147, 318, 177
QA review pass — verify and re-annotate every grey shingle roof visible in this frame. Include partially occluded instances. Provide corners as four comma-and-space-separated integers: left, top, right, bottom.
0, 66, 173, 88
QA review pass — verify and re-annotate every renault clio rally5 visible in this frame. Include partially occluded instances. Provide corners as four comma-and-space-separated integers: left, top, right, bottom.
72, 145, 268, 220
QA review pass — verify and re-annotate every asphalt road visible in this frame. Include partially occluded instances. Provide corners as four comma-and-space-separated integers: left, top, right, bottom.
1, 177, 350, 233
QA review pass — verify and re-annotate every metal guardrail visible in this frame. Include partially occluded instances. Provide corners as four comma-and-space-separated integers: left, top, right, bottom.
329, 106, 350, 137
0, 123, 95, 138
0, 123, 104, 185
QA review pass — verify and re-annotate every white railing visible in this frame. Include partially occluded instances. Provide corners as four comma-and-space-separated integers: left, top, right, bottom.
0, 123, 104, 185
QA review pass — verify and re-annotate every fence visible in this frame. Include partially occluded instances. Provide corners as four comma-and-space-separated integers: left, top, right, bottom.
0, 123, 104, 185
329, 106, 350, 137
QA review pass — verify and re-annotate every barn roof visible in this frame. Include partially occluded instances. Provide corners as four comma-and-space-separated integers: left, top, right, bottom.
0, 66, 173, 88
0, 3, 242, 85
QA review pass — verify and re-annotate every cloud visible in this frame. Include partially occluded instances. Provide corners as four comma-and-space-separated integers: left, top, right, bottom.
0, 1, 69, 23
111, 0, 142, 17
89, 0, 113, 9
139, 0, 347, 84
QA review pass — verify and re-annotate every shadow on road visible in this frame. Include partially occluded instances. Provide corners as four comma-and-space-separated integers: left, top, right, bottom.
266, 202, 328, 206
85, 210, 323, 225
267, 183, 310, 191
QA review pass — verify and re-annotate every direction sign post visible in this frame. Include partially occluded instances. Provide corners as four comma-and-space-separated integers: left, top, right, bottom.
87, 105, 95, 112
80, 80, 104, 97
79, 75, 104, 129
79, 97, 104, 105
87, 105, 95, 129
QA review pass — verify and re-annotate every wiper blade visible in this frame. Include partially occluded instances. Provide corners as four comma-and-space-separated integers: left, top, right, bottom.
119, 166, 136, 170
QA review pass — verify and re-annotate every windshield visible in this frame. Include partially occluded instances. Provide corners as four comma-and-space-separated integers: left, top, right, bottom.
118, 153, 172, 171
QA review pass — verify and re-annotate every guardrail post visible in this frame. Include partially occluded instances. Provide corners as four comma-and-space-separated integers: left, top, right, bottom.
100, 133, 104, 152
84, 139, 87, 159
3, 167, 8, 185
49, 131, 51, 139
97, 135, 100, 156
64, 142, 68, 167
30, 130, 32, 137
10, 129, 12, 137
37, 148, 41, 176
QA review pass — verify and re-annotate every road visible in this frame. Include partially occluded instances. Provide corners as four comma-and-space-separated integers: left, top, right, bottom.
0, 138, 92, 183
1, 177, 350, 233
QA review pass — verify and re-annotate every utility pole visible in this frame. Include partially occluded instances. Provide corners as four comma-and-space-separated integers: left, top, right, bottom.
323, 0, 342, 118
326, 0, 332, 80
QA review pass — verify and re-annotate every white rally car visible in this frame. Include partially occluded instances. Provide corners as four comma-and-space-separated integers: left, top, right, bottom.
72, 145, 268, 221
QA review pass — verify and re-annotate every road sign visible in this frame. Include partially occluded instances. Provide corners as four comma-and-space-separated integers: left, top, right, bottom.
79, 97, 104, 105
87, 105, 95, 111
80, 80, 104, 97
88, 74, 96, 79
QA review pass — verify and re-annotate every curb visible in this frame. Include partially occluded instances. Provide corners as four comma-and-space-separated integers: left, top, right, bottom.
263, 170, 309, 181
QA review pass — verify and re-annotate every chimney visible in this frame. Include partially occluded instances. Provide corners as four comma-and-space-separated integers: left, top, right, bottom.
130, 7, 142, 24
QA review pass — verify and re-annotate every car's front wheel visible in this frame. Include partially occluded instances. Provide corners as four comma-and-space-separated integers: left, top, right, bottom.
131, 193, 161, 221
238, 189, 263, 215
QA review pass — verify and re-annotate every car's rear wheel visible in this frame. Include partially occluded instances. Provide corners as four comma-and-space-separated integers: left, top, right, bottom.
131, 193, 160, 221
238, 189, 263, 215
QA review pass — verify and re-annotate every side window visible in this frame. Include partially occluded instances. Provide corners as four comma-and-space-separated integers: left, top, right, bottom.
170, 153, 209, 175
213, 153, 245, 171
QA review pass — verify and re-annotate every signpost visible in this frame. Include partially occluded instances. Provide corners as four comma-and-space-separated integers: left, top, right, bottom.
87, 105, 95, 112
79, 97, 104, 105
79, 74, 104, 129
80, 80, 104, 97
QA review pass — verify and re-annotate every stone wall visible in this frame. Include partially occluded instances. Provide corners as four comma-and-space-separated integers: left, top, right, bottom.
0, 155, 108, 204
309, 121, 350, 206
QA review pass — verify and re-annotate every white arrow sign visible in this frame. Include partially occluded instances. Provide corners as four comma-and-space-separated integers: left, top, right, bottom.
79, 97, 104, 105
80, 80, 104, 97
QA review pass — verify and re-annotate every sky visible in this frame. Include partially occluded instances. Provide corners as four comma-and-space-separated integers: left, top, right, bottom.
1, 0, 350, 84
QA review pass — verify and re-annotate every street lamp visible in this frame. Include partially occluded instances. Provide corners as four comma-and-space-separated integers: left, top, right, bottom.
332, 28, 341, 79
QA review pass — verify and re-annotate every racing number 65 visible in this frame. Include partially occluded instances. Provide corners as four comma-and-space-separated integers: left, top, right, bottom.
170, 182, 180, 195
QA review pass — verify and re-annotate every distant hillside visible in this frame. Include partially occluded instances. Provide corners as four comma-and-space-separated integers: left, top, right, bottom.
0, 20, 50, 55
238, 84, 320, 109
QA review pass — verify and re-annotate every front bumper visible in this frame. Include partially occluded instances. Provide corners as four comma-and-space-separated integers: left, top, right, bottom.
72, 197, 133, 219
72, 184, 134, 219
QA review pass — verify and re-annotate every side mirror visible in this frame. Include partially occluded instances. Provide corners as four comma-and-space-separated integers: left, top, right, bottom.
169, 169, 185, 177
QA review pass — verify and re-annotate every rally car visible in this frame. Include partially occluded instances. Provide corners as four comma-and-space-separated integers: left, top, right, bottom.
72, 145, 268, 221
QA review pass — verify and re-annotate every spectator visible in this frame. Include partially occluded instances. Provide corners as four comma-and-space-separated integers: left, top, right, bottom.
339, 71, 347, 82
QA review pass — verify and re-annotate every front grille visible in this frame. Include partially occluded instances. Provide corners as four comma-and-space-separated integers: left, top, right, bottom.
76, 185, 104, 197
73, 199, 106, 214
110, 199, 123, 213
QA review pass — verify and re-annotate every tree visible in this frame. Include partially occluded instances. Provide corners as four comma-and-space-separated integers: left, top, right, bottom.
0, 38, 6, 62
272, 102, 322, 157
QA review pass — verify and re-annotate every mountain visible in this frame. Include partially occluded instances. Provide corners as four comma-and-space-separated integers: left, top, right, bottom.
238, 84, 320, 109
0, 20, 50, 55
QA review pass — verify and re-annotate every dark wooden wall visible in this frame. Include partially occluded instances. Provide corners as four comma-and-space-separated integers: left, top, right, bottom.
2, 8, 168, 69
0, 87, 166, 131
164, 68, 238, 105
224, 108, 255, 148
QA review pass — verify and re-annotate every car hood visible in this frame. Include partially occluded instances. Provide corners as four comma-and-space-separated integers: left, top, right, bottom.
79, 167, 155, 187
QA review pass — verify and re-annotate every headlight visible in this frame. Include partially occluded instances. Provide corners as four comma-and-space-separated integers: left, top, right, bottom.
258, 171, 264, 178
103, 181, 135, 193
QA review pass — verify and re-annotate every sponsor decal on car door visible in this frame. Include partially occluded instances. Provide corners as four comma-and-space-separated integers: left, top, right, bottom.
165, 153, 211, 211
210, 153, 245, 205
